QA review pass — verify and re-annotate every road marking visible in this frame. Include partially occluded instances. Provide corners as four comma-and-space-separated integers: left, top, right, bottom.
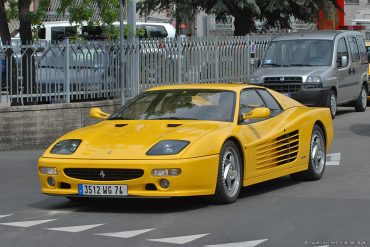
46, 223, 104, 233
315, 245, 330, 247
0, 219, 57, 227
148, 233, 210, 244
95, 228, 156, 238
204, 239, 268, 247
0, 214, 13, 218
326, 153, 341, 166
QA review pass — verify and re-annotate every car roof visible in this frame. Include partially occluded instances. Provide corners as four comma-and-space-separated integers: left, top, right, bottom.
147, 83, 261, 92
272, 30, 362, 41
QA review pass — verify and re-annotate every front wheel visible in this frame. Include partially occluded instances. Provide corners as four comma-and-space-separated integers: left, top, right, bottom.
212, 140, 243, 204
326, 90, 337, 119
354, 85, 367, 112
290, 125, 326, 181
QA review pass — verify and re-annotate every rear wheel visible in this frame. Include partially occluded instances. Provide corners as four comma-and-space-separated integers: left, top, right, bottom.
212, 140, 243, 204
354, 85, 367, 112
290, 124, 326, 181
326, 90, 337, 119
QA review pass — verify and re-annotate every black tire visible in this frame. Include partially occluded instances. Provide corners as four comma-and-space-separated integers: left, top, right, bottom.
212, 140, 243, 204
354, 85, 367, 112
326, 90, 337, 119
290, 125, 326, 181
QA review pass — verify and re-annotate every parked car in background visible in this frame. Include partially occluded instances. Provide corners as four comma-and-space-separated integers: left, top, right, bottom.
250, 30, 368, 118
29, 21, 176, 43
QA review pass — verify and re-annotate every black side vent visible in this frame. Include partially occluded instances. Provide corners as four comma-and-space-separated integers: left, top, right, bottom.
115, 124, 128, 128
167, 124, 182, 128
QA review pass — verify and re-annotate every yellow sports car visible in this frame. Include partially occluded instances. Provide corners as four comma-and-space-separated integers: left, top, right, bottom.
38, 84, 333, 204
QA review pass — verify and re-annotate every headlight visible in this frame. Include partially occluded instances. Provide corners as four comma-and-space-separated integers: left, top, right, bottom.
50, 139, 81, 155
249, 75, 262, 84
147, 140, 190, 155
306, 76, 322, 83
304, 76, 323, 88
39, 166, 58, 175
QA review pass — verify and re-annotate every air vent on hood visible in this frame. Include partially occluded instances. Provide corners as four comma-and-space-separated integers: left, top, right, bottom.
167, 124, 182, 128
115, 124, 128, 128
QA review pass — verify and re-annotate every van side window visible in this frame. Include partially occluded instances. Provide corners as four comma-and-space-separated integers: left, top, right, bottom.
51, 26, 77, 42
144, 25, 168, 38
348, 36, 360, 62
355, 35, 367, 63
337, 38, 349, 68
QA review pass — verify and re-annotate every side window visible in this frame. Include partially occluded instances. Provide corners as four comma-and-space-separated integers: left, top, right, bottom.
337, 38, 349, 68
256, 89, 283, 117
239, 90, 265, 116
144, 25, 168, 38
348, 36, 360, 62
356, 35, 367, 63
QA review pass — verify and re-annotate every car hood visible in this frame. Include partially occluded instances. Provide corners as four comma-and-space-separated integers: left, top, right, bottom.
256, 66, 330, 78
43, 120, 231, 160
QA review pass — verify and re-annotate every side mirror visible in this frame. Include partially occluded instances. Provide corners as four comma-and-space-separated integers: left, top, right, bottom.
89, 107, 109, 120
242, 107, 271, 120
341, 56, 348, 68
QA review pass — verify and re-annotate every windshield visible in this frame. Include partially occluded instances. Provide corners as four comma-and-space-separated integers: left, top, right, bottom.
109, 89, 236, 122
262, 39, 333, 67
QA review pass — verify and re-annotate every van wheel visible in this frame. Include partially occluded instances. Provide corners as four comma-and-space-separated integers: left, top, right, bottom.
354, 85, 367, 112
326, 90, 337, 119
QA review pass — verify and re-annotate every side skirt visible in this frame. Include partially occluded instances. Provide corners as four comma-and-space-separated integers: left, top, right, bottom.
243, 164, 308, 187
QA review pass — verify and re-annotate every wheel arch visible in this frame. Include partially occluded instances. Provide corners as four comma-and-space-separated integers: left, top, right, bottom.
362, 81, 368, 94
331, 86, 337, 96
314, 120, 327, 149
224, 136, 245, 178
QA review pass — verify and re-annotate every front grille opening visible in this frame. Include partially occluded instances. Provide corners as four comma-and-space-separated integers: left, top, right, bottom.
145, 183, 157, 191
60, 182, 71, 189
64, 168, 144, 181
262, 76, 303, 93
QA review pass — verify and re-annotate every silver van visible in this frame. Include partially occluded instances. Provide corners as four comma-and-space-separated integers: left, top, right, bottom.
250, 30, 368, 118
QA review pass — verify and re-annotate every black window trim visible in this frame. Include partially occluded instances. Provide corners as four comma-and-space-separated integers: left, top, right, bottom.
238, 87, 284, 124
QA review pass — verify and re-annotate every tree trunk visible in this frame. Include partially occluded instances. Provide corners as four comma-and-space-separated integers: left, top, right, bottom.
0, 0, 18, 97
233, 13, 255, 36
18, 0, 36, 104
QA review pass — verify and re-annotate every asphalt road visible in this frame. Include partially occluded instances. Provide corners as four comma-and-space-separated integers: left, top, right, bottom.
1, 107, 370, 247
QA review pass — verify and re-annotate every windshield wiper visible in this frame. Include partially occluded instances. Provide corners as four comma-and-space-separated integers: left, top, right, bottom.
151, 117, 197, 120
262, 63, 290, 67
288, 64, 313, 67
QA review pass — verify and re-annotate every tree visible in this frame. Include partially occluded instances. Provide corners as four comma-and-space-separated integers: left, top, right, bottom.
137, 0, 342, 36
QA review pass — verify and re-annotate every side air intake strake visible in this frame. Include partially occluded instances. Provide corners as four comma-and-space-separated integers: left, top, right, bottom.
255, 130, 299, 169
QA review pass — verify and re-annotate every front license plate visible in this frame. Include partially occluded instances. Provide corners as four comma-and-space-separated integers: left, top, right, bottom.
78, 184, 128, 196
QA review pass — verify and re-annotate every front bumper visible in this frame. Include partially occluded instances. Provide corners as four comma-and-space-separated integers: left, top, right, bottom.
38, 155, 219, 197
289, 87, 332, 107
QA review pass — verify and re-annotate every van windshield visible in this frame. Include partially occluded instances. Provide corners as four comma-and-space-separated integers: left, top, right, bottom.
262, 39, 333, 67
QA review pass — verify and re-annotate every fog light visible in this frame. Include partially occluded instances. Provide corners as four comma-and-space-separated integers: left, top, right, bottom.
47, 177, 56, 186
39, 166, 58, 175
152, 168, 181, 177
159, 179, 170, 189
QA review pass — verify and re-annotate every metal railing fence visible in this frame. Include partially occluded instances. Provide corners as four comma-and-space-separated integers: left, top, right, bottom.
0, 35, 271, 106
